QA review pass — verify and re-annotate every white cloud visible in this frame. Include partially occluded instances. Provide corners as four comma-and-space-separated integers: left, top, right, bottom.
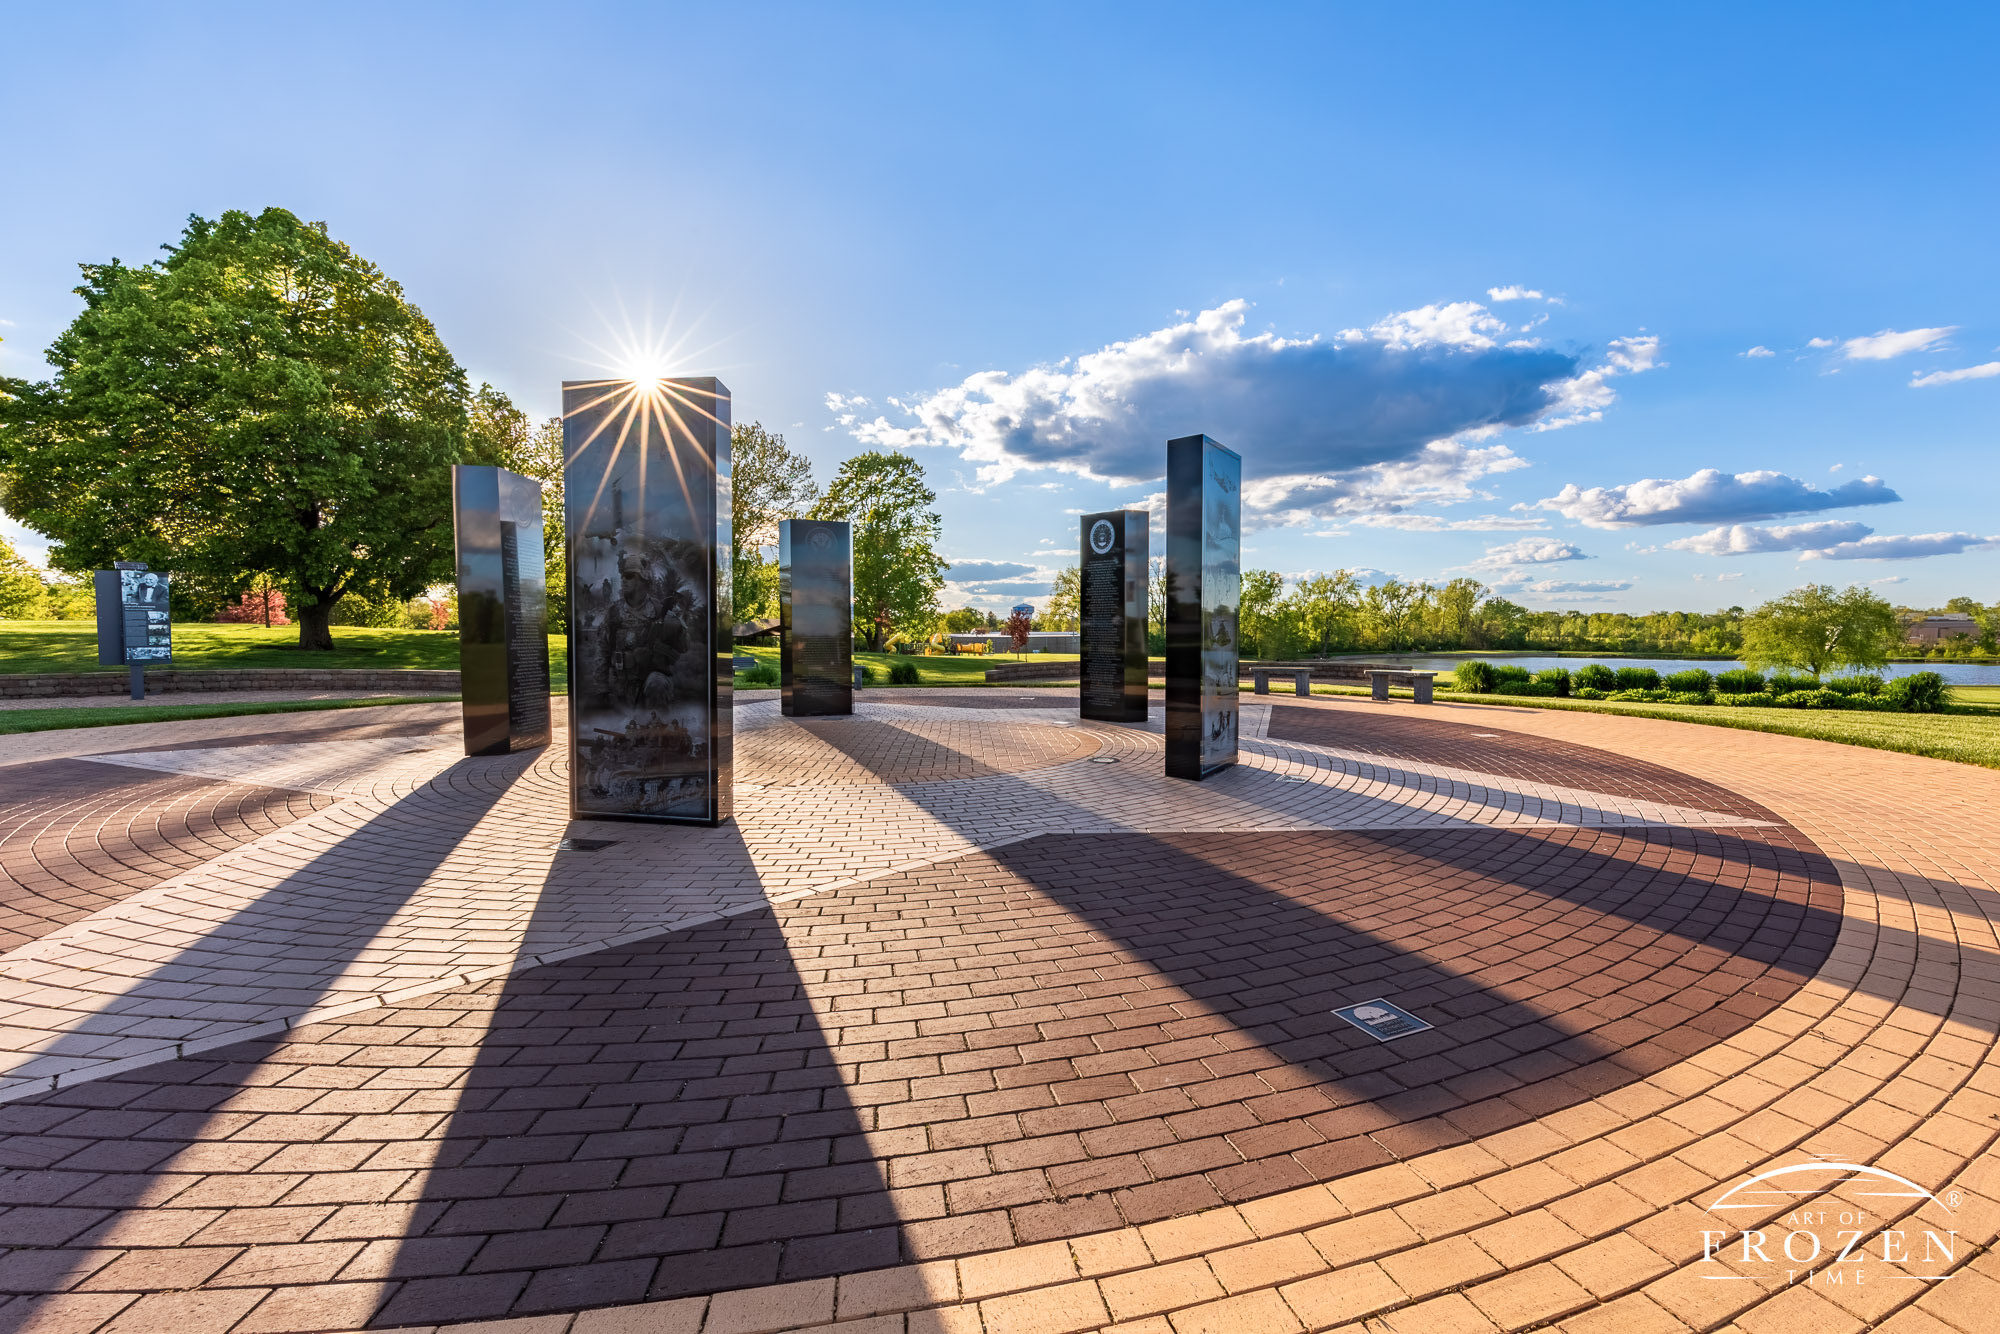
1473, 537, 1589, 569
1485, 286, 1546, 302
1910, 361, 2000, 388
1742, 346, 1776, 358
1350, 513, 1547, 532
1802, 532, 2000, 561
1807, 337, 1836, 348
1664, 520, 1875, 556
1528, 336, 1664, 432
835, 297, 1652, 523
1503, 578, 1633, 595
0, 512, 49, 567
1840, 326, 1957, 361
1829, 463, 1844, 472
1531, 468, 1900, 528
1715, 572, 1745, 582
947, 559, 1037, 581
1871, 575, 1908, 585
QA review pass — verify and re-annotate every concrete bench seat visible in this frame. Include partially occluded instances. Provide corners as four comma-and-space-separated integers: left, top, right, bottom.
1252, 667, 1314, 697
1367, 669, 1438, 704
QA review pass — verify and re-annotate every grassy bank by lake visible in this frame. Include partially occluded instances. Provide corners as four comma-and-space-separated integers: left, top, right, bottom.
1303, 681, 2000, 770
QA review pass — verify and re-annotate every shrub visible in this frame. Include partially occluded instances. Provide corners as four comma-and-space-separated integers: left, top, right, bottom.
1666, 690, 1713, 705
1825, 674, 1884, 697
1495, 681, 1559, 697
1766, 670, 1817, 695
1714, 669, 1765, 695
1664, 668, 1713, 694
1884, 671, 1949, 713
1715, 692, 1774, 707
887, 660, 922, 685
1574, 663, 1616, 691
1609, 688, 1673, 702
740, 661, 779, 688
1534, 667, 1572, 696
1491, 664, 1533, 685
855, 664, 874, 685
1771, 688, 1852, 709
1453, 661, 1496, 693
1573, 687, 1608, 700
1613, 666, 1662, 691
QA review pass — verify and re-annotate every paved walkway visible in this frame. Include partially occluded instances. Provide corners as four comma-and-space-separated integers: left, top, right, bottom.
0, 691, 1989, 1333
0, 692, 433, 713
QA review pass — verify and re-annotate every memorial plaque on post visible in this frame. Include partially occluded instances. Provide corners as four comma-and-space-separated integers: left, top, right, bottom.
94, 562, 173, 699
562, 376, 733, 825
452, 464, 553, 756
780, 518, 853, 717
1079, 509, 1149, 722
1164, 434, 1241, 780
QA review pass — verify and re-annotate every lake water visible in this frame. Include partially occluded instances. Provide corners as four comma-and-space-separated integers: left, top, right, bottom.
1350, 653, 2000, 686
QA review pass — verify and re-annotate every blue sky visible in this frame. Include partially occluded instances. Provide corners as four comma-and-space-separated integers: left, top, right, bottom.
2, 2, 1994, 613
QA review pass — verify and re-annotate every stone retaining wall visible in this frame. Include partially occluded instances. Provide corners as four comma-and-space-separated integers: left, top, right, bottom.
0, 668, 462, 699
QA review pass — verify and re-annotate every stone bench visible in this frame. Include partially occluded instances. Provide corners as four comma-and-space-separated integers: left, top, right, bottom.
1367, 669, 1438, 704
1252, 667, 1313, 697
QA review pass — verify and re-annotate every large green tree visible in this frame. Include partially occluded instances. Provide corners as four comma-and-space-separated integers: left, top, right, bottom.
1741, 582, 1900, 678
1042, 565, 1080, 631
1237, 568, 1286, 657
729, 422, 819, 626
811, 450, 945, 650
0, 538, 47, 619
466, 384, 568, 629
0, 208, 479, 649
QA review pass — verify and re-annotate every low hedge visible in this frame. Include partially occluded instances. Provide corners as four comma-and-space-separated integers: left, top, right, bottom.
1448, 664, 1951, 715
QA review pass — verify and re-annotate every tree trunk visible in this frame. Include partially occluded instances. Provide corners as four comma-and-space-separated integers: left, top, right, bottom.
297, 598, 337, 651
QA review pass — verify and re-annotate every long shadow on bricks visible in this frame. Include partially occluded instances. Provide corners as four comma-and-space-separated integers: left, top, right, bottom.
357, 897, 902, 1329
0, 754, 535, 1334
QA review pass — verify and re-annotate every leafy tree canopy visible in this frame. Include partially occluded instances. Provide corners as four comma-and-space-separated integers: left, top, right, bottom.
729, 422, 818, 625
811, 450, 945, 650
468, 383, 568, 628
1740, 582, 1900, 678
0, 208, 479, 649
1042, 566, 1080, 631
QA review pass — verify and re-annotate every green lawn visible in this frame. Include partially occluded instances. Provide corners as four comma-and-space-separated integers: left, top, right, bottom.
6, 622, 1996, 770
0, 621, 569, 683
0, 696, 456, 736
730, 646, 1099, 688
1300, 681, 2000, 771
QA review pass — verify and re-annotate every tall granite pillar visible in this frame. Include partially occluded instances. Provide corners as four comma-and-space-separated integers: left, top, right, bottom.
561, 377, 733, 825
1079, 510, 1149, 722
453, 465, 553, 756
1164, 434, 1241, 780
780, 518, 853, 717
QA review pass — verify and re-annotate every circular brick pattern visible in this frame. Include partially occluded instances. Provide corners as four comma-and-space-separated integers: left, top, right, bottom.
735, 717, 1101, 787
0, 817, 1838, 1329
0, 758, 335, 952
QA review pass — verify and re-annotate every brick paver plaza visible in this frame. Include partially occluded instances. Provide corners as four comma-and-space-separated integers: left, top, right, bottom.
0, 689, 1993, 1334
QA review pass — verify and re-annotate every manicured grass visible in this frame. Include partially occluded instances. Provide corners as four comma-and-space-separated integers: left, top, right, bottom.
1303, 681, 2000, 771
0, 621, 569, 683
731, 646, 1102, 689
0, 695, 456, 736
